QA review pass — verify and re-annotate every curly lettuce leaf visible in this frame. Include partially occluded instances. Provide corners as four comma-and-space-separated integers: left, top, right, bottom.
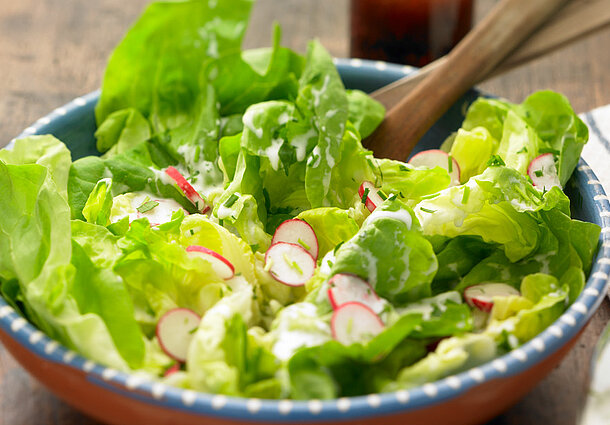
332, 198, 437, 303
95, 0, 254, 127
296, 208, 359, 259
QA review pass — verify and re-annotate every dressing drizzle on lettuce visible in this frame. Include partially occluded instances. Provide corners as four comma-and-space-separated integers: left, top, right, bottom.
0, 0, 599, 399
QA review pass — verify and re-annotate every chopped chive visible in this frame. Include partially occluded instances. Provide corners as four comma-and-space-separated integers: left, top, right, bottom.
188, 327, 198, 335
250, 244, 259, 253
218, 219, 224, 227
326, 260, 334, 268
194, 145, 201, 163
486, 154, 505, 167
264, 258, 273, 272
447, 155, 453, 173
189, 229, 195, 236
283, 253, 303, 274
224, 193, 239, 208
398, 164, 411, 172
346, 318, 353, 335
534, 170, 543, 177
137, 200, 159, 213
514, 186, 529, 200
516, 147, 528, 154
334, 241, 344, 254
388, 193, 398, 201
420, 193, 440, 200
218, 288, 224, 298
461, 186, 470, 204
297, 238, 311, 251
378, 190, 388, 201
361, 187, 370, 204
420, 207, 436, 213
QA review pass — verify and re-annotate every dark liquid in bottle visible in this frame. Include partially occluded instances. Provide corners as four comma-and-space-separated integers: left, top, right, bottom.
350, 0, 473, 67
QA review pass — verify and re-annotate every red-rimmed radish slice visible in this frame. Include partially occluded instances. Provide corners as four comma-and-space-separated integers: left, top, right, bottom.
156, 308, 201, 362
331, 302, 385, 345
186, 245, 235, 280
327, 273, 384, 314
137, 198, 188, 227
164, 363, 181, 377
272, 219, 319, 260
264, 242, 316, 286
464, 283, 521, 313
165, 166, 209, 213
358, 181, 386, 212
527, 153, 560, 191
409, 149, 461, 185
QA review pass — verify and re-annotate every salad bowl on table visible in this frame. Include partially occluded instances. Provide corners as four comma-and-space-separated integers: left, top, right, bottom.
0, 59, 608, 425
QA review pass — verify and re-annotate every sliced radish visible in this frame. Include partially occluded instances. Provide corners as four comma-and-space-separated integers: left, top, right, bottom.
409, 149, 461, 185
186, 245, 235, 280
464, 283, 521, 313
164, 363, 181, 377
164, 166, 209, 213
358, 181, 386, 212
527, 153, 560, 191
136, 198, 188, 227
272, 219, 319, 260
331, 302, 385, 345
264, 242, 316, 286
156, 308, 201, 362
327, 273, 385, 314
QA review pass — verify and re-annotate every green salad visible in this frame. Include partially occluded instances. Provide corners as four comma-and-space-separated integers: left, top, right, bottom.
0, 0, 600, 399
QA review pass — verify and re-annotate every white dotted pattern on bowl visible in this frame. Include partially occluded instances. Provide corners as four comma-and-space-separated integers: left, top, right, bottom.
1, 79, 608, 419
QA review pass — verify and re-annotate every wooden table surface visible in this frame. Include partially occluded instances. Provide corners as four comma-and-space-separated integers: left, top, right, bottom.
1, 0, 610, 424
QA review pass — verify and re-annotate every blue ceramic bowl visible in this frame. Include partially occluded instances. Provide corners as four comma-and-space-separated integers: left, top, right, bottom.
1, 59, 609, 425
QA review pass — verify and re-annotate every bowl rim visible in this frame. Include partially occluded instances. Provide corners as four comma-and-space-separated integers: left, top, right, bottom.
1, 58, 609, 422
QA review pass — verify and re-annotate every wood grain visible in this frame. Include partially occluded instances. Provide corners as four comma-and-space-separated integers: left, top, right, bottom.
364, 0, 568, 161
1, 1, 610, 424
371, 0, 610, 110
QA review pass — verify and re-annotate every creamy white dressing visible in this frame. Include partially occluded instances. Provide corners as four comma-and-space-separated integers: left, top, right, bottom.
308, 145, 322, 168
242, 108, 264, 139
319, 250, 336, 276
277, 112, 290, 125
290, 128, 317, 162
393, 245, 412, 295
109, 191, 185, 226
216, 192, 240, 219
272, 330, 329, 361
325, 110, 337, 119
397, 291, 462, 320
325, 139, 336, 168
271, 303, 331, 361
311, 75, 330, 108
175, 145, 223, 197
264, 138, 284, 171
364, 209, 413, 229
149, 166, 174, 186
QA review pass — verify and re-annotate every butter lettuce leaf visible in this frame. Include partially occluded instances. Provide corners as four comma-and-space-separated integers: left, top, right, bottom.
332, 199, 437, 303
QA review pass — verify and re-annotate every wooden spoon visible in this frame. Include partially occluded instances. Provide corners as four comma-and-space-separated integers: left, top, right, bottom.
364, 0, 569, 161
371, 0, 610, 110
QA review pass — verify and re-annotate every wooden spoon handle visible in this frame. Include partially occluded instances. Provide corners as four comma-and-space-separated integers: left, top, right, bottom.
371, 0, 610, 110
364, 0, 568, 161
